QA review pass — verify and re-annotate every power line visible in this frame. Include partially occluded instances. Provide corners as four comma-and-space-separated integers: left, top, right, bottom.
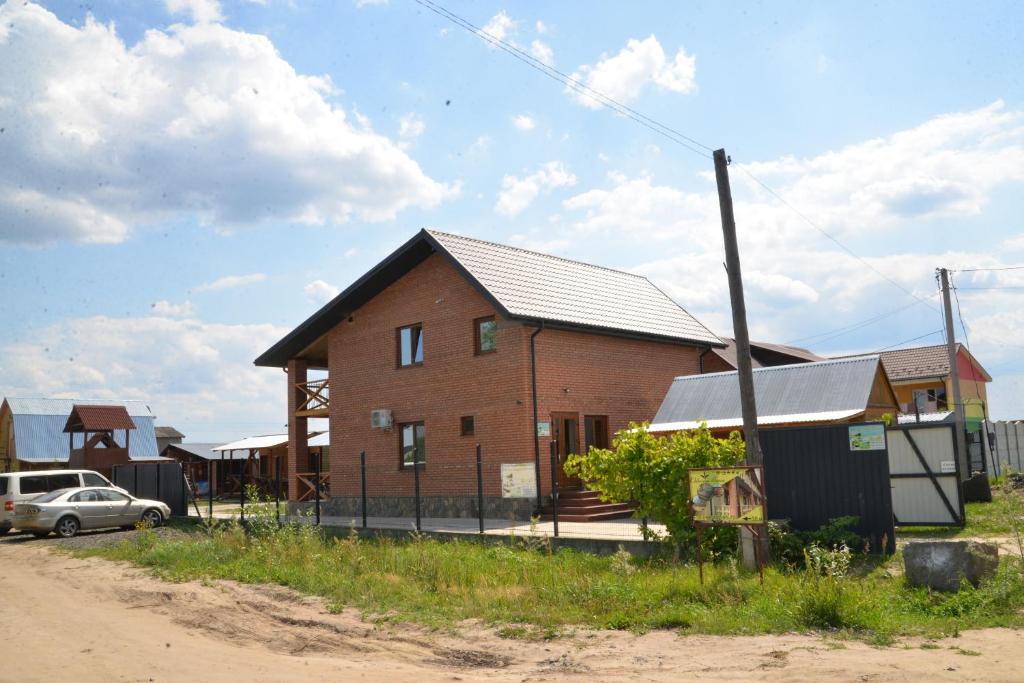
876, 329, 945, 352
414, 0, 939, 315
411, 0, 713, 159
954, 286, 1024, 291
785, 292, 938, 346
956, 265, 1024, 273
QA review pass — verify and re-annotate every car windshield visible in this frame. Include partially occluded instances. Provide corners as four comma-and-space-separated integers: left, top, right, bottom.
32, 488, 71, 504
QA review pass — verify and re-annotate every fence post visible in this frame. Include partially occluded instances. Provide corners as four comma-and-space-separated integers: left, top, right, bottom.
413, 456, 422, 532
476, 443, 484, 534
155, 463, 161, 505
549, 440, 559, 538
314, 449, 321, 526
360, 450, 367, 529
275, 455, 281, 526
240, 455, 246, 525
207, 460, 213, 522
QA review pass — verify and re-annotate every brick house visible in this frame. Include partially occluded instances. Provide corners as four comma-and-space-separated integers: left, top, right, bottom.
255, 230, 723, 518
701, 338, 824, 374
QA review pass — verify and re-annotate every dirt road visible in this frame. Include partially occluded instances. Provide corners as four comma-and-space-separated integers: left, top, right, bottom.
0, 539, 1022, 682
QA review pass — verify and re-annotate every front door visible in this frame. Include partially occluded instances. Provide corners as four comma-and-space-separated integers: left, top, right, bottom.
552, 412, 581, 490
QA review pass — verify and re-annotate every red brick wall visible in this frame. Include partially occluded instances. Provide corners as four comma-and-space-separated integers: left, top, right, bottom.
317, 252, 705, 501
326, 254, 534, 499
532, 328, 702, 494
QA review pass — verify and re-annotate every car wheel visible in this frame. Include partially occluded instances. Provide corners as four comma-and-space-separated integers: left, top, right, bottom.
141, 508, 163, 528
56, 516, 79, 538
32, 531, 50, 539
0, 527, 9, 537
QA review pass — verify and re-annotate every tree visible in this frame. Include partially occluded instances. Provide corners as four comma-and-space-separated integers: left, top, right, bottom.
564, 423, 745, 557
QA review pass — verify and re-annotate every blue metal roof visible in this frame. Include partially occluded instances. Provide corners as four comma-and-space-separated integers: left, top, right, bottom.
5, 398, 159, 463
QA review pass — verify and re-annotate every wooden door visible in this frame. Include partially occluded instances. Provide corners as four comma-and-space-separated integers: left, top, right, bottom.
552, 412, 581, 489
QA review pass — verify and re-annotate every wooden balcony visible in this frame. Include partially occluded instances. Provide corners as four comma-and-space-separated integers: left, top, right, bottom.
295, 378, 329, 418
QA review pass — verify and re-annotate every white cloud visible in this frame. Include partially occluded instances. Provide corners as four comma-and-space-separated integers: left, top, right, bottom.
496, 161, 577, 217
151, 300, 195, 317
0, 314, 289, 438
344, 247, 359, 258
0, 3, 456, 245
195, 273, 267, 292
530, 39, 554, 66
479, 10, 516, 43
166, 0, 223, 24
304, 279, 340, 305
512, 114, 536, 131
569, 35, 696, 108
398, 112, 425, 140
356, 0, 388, 7
535, 20, 548, 34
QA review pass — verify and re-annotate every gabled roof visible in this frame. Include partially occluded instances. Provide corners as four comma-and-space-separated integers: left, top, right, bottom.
164, 442, 245, 461
649, 355, 890, 432
155, 426, 185, 439
255, 229, 722, 367
2, 397, 159, 463
710, 338, 824, 370
878, 343, 992, 382
64, 404, 136, 432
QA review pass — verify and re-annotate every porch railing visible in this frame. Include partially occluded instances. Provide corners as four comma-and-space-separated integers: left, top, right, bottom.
295, 378, 329, 417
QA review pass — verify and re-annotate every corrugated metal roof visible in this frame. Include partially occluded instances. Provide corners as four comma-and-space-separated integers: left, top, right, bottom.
649, 355, 883, 430
648, 409, 865, 433
64, 404, 136, 432
154, 426, 185, 439
308, 432, 330, 447
429, 230, 722, 345
12, 414, 160, 462
213, 434, 290, 452
167, 442, 247, 461
5, 397, 154, 418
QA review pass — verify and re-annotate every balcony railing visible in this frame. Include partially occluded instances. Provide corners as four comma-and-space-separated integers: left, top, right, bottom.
295, 378, 329, 418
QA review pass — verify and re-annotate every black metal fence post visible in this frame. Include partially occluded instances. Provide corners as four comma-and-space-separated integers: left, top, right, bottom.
314, 449, 321, 526
413, 457, 422, 532
240, 455, 246, 525
360, 450, 367, 529
207, 460, 213, 522
549, 440, 559, 537
275, 456, 281, 526
476, 443, 484, 534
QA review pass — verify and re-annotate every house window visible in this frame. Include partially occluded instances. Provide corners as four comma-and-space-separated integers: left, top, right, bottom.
397, 324, 424, 367
475, 316, 497, 354
913, 387, 947, 411
460, 415, 475, 436
400, 422, 426, 468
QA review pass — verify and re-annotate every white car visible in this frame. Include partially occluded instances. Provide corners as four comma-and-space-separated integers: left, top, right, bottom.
12, 487, 170, 538
0, 470, 122, 535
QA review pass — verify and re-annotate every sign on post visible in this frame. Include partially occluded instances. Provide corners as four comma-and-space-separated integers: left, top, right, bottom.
501, 463, 537, 498
689, 465, 767, 583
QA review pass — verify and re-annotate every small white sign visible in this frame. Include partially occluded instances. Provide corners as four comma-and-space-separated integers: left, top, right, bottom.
940, 460, 956, 474
536, 421, 551, 437
501, 463, 537, 498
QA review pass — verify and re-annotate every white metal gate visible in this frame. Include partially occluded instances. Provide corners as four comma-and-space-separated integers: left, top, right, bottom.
887, 423, 964, 527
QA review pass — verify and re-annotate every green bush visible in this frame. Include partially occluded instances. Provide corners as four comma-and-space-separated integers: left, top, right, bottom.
564, 422, 745, 557
768, 517, 865, 567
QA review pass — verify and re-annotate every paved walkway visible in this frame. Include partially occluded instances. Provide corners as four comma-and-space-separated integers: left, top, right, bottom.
189, 505, 663, 541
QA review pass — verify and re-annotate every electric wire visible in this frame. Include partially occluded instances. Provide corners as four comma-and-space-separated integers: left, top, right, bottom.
955, 265, 1024, 273
784, 294, 937, 346
876, 329, 946, 352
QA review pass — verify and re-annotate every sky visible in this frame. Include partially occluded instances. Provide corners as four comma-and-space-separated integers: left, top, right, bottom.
0, 0, 1022, 441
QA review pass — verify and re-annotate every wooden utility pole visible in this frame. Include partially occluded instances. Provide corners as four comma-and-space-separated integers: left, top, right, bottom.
939, 268, 969, 478
714, 148, 763, 465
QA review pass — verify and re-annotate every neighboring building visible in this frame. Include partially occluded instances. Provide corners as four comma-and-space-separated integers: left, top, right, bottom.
701, 338, 824, 373
0, 397, 160, 472
875, 343, 991, 432
648, 355, 899, 435
155, 426, 185, 454
255, 229, 723, 517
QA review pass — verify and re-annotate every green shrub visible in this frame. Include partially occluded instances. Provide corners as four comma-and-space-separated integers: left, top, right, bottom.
564, 422, 745, 557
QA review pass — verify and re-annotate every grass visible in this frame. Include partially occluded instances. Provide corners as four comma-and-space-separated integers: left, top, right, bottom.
72, 518, 1024, 644
899, 488, 1023, 539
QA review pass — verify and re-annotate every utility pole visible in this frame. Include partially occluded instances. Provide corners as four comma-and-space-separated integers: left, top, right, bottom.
714, 148, 765, 569
939, 268, 969, 478
714, 148, 763, 465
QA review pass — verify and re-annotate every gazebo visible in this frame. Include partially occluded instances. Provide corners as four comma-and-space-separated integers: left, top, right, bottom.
64, 404, 137, 476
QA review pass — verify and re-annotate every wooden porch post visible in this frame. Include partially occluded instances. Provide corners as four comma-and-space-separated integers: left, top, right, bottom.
287, 359, 309, 502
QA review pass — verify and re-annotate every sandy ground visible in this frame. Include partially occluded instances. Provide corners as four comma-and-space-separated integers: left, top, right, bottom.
1, 540, 1023, 682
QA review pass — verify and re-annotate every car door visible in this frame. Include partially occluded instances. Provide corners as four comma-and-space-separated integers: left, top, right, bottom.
99, 489, 137, 526
68, 489, 109, 529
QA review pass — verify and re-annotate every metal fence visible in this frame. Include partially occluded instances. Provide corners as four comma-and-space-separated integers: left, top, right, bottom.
111, 462, 189, 517
987, 420, 1024, 476
245, 443, 656, 543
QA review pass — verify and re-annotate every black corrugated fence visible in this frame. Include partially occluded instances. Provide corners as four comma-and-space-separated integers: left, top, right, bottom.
111, 462, 188, 517
761, 422, 896, 554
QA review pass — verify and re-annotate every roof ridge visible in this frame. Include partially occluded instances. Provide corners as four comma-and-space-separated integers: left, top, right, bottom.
426, 229, 649, 280
672, 354, 878, 381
